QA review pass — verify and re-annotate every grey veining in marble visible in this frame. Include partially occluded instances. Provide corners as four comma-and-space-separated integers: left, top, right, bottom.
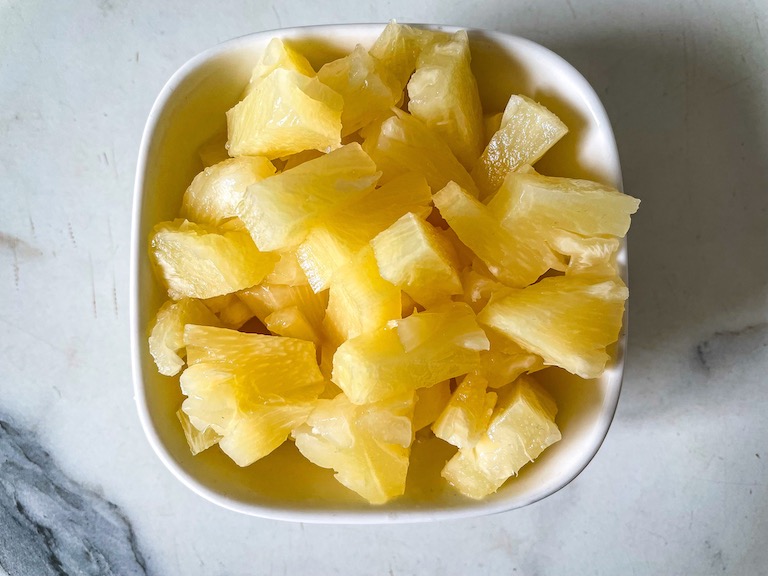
0, 418, 147, 576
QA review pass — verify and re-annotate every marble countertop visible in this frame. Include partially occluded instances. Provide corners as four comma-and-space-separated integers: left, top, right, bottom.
1, 0, 766, 574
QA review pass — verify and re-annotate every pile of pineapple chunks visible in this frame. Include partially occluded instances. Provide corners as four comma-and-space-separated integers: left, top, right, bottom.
148, 22, 639, 504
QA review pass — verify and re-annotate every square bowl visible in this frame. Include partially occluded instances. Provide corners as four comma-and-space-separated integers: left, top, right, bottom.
131, 23, 626, 523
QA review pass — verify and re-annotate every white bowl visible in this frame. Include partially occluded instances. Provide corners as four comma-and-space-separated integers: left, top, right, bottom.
131, 23, 626, 523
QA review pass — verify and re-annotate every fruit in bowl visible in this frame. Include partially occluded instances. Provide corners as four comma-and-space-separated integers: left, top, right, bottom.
131, 22, 638, 522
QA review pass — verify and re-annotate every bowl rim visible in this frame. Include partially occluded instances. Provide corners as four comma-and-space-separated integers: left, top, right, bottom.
130, 22, 626, 524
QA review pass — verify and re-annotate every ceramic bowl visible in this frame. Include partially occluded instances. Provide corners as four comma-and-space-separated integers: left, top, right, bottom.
131, 23, 626, 523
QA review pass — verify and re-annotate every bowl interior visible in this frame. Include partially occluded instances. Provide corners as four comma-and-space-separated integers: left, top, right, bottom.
132, 24, 625, 522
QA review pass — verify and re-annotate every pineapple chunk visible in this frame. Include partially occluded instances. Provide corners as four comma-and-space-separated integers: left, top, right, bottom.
215, 296, 255, 329
181, 157, 275, 226
407, 30, 483, 169
477, 328, 544, 388
432, 182, 552, 288
432, 373, 497, 449
478, 275, 628, 379
442, 375, 560, 499
237, 283, 328, 339
371, 212, 462, 307
549, 231, 620, 277
237, 143, 380, 251
472, 95, 568, 198
323, 247, 401, 348
177, 408, 221, 455
148, 299, 222, 376
296, 227, 357, 294
482, 112, 503, 148
243, 38, 315, 96
150, 220, 277, 300
332, 302, 489, 404
318, 45, 399, 136
263, 250, 310, 286
180, 325, 323, 466
413, 379, 451, 431
226, 68, 342, 159
293, 393, 414, 504
265, 306, 319, 343
362, 110, 480, 196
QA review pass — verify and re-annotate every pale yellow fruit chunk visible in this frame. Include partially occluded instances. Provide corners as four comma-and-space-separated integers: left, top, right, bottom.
216, 297, 254, 329
265, 306, 319, 343
369, 21, 449, 94
318, 45, 399, 136
181, 157, 275, 226
237, 143, 380, 251
472, 95, 568, 198
237, 283, 328, 340
226, 68, 342, 159
148, 298, 222, 376
362, 110, 480, 196
332, 302, 489, 404
442, 375, 560, 499
323, 247, 401, 348
432, 373, 497, 449
371, 212, 462, 307
432, 182, 552, 288
479, 275, 628, 379
297, 172, 432, 292
548, 231, 620, 277
293, 393, 414, 504
180, 325, 323, 466
150, 220, 277, 300
177, 408, 221, 455
243, 38, 315, 96
263, 250, 310, 286
476, 327, 544, 388
482, 113, 503, 148
407, 30, 483, 169
413, 379, 451, 431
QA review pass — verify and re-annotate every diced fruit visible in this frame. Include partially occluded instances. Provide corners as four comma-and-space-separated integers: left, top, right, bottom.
432, 373, 496, 449
362, 110, 480, 196
216, 297, 254, 329
477, 328, 544, 388
372, 212, 462, 307
148, 299, 222, 376
413, 379, 451, 431
441, 375, 560, 499
181, 157, 275, 226
323, 247, 401, 348
482, 113, 503, 147
263, 250, 310, 286
369, 21, 449, 94
237, 143, 380, 251
296, 227, 357, 293
243, 38, 315, 96
549, 231, 620, 277
226, 69, 342, 159
489, 171, 641, 239
458, 268, 506, 313
332, 302, 489, 404
237, 283, 328, 339
318, 45, 399, 136
433, 182, 552, 287
198, 131, 229, 167
180, 325, 323, 466
407, 30, 483, 169
472, 95, 568, 198
150, 219, 277, 300
177, 409, 221, 455
478, 275, 628, 379
292, 393, 414, 504
264, 306, 319, 343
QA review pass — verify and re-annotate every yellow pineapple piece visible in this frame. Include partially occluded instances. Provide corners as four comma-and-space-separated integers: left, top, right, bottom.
362, 110, 480, 196
297, 172, 432, 292
293, 393, 414, 504
332, 302, 489, 404
216, 297, 254, 329
265, 306, 320, 343
407, 30, 483, 169
263, 249, 310, 286
226, 69, 342, 159
176, 408, 221, 455
237, 283, 328, 339
432, 373, 496, 449
442, 375, 560, 499
323, 247, 401, 348
482, 112, 503, 148
181, 157, 275, 226
243, 38, 315, 96
413, 379, 451, 431
318, 45, 399, 136
371, 212, 462, 307
150, 219, 277, 300
369, 21, 449, 94
549, 231, 620, 277
148, 298, 222, 376
180, 325, 323, 466
478, 275, 628, 379
472, 95, 568, 198
432, 182, 552, 288
198, 131, 229, 167
237, 143, 380, 251
477, 328, 544, 388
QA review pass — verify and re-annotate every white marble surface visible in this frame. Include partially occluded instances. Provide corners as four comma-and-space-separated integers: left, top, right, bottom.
1, 0, 767, 574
